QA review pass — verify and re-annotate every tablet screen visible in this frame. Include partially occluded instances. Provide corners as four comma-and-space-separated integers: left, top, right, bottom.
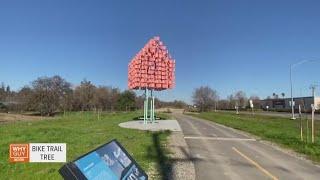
74, 141, 147, 180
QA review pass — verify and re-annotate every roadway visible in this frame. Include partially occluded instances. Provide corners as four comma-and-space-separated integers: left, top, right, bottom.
173, 112, 320, 180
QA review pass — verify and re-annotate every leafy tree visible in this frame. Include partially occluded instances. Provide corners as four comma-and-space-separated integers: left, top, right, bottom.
117, 90, 136, 111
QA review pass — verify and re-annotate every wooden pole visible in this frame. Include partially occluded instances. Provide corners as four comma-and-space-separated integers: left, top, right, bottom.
299, 105, 303, 141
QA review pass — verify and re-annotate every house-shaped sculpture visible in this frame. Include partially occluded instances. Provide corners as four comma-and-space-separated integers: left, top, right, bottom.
128, 36, 175, 124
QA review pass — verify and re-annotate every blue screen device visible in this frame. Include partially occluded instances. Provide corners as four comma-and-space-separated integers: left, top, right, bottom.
59, 139, 148, 180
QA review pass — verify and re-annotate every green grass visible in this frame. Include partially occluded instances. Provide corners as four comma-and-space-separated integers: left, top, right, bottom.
191, 111, 320, 162
0, 111, 170, 179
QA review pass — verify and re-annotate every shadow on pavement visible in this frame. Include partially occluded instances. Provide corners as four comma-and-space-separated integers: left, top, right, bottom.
147, 132, 202, 180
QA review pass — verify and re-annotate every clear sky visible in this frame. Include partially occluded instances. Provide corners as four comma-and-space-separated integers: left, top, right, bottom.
1, 0, 320, 103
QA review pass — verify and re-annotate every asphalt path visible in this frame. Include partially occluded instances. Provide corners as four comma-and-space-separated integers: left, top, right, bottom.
173, 112, 320, 180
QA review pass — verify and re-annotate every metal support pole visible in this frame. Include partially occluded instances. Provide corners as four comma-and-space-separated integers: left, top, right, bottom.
290, 65, 296, 120
152, 90, 155, 123
144, 89, 146, 124
150, 89, 153, 122
306, 114, 309, 143
143, 100, 145, 124
146, 89, 149, 123
143, 88, 156, 124
312, 104, 315, 143
151, 89, 155, 122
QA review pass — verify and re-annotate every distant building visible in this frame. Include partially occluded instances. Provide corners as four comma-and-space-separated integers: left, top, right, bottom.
260, 96, 320, 111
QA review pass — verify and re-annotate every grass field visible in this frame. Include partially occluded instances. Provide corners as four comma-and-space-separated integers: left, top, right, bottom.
0, 111, 170, 179
191, 111, 320, 162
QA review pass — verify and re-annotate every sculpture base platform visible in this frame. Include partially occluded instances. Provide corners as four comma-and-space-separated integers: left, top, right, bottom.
119, 120, 181, 132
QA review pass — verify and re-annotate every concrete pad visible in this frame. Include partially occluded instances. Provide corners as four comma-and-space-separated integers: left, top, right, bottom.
119, 120, 181, 132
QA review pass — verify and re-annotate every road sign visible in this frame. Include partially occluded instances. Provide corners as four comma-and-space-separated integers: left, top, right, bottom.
249, 100, 254, 108
235, 106, 239, 114
289, 101, 295, 107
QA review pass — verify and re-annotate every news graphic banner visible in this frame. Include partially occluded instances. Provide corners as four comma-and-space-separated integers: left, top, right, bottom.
59, 139, 147, 180
10, 143, 66, 163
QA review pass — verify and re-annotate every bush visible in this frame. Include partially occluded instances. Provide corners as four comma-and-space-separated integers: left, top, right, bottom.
0, 102, 8, 112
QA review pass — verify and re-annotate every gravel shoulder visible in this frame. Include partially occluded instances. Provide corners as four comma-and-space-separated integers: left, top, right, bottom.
167, 131, 196, 180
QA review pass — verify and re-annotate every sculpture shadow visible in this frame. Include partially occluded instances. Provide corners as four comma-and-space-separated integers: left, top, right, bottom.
146, 131, 204, 180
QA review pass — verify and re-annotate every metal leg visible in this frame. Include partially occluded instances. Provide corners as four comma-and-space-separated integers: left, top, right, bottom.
146, 89, 149, 124
150, 89, 153, 122
143, 89, 156, 124
143, 89, 146, 124
152, 90, 155, 123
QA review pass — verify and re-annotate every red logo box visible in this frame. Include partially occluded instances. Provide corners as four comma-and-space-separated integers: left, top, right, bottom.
9, 144, 29, 163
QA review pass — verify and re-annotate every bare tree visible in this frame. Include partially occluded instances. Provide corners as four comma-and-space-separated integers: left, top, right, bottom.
249, 95, 261, 108
217, 99, 229, 110
109, 87, 120, 111
93, 86, 111, 111
17, 86, 35, 112
0, 82, 6, 101
234, 91, 247, 108
192, 86, 219, 112
74, 79, 96, 111
227, 94, 237, 109
32, 75, 72, 116
60, 88, 74, 113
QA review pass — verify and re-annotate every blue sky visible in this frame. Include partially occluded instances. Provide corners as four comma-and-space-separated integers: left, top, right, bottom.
1, 0, 320, 103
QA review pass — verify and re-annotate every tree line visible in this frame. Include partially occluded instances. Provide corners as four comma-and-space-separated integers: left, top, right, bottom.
0, 75, 184, 116
1, 77, 273, 114
192, 86, 262, 112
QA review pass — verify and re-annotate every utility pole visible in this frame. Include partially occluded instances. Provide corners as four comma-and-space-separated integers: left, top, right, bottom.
289, 59, 320, 119
310, 84, 317, 103
290, 65, 296, 119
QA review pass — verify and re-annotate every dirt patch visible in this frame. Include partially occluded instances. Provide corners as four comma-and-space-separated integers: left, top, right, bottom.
0, 113, 50, 123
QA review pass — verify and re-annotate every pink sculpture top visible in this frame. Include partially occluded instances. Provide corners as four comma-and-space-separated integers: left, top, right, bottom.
128, 36, 175, 90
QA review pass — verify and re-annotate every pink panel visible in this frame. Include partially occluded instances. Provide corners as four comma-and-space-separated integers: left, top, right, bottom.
128, 36, 175, 90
